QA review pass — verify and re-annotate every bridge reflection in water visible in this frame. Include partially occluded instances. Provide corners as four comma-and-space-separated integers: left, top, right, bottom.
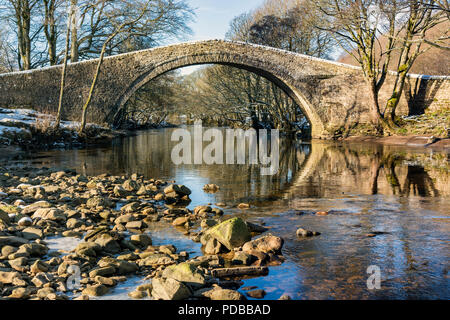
25, 127, 449, 204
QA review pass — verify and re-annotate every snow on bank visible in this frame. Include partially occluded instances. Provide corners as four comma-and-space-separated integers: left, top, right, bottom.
0, 107, 109, 146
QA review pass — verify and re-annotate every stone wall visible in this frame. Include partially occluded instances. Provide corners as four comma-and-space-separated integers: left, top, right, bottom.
0, 40, 448, 138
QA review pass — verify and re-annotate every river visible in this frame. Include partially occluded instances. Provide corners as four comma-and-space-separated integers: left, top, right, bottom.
12, 127, 450, 299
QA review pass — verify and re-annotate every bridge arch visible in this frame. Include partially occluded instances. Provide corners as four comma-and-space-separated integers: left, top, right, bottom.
2, 40, 446, 139
110, 48, 325, 135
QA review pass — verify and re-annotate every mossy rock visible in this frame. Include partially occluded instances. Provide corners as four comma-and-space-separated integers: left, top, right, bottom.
162, 262, 206, 288
205, 217, 251, 250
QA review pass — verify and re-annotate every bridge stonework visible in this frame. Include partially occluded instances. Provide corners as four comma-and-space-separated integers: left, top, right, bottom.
0, 40, 448, 138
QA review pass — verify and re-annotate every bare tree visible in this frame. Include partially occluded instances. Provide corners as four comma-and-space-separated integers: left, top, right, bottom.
69, 0, 78, 62
315, 0, 401, 128
384, 0, 449, 125
78, 0, 173, 134
3, 0, 40, 70
42, 0, 63, 66
0, 0, 194, 69
316, 0, 448, 129
55, 0, 73, 129
0, 26, 15, 72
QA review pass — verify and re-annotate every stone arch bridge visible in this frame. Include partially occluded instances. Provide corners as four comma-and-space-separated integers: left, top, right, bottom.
0, 40, 448, 138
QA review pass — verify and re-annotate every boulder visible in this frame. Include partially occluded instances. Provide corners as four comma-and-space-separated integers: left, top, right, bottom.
201, 219, 218, 229
9, 287, 31, 299
1, 245, 17, 257
22, 227, 43, 240
37, 287, 56, 299
0, 235, 28, 247
246, 289, 266, 299
125, 220, 147, 230
242, 234, 284, 254
151, 277, 191, 300
142, 253, 175, 266
128, 290, 147, 299
94, 234, 121, 254
89, 266, 116, 278
194, 205, 212, 215
203, 217, 251, 250
30, 260, 50, 274
115, 260, 138, 275
130, 234, 152, 248
0, 210, 10, 224
117, 252, 139, 261
75, 242, 101, 257
86, 180, 98, 189
97, 257, 138, 275
17, 243, 48, 256
122, 179, 139, 192
162, 263, 206, 288
18, 216, 32, 227
32, 272, 53, 287
82, 284, 109, 296
207, 288, 245, 300
0, 271, 21, 284
172, 216, 189, 226
203, 237, 223, 255
86, 196, 110, 208
120, 202, 140, 213
114, 214, 136, 225
9, 257, 28, 272
159, 244, 176, 254
32, 208, 66, 222
84, 226, 109, 241
296, 228, 321, 237
66, 218, 83, 229
232, 251, 253, 265
113, 185, 130, 197
21, 201, 52, 214
163, 184, 191, 196
94, 276, 117, 287
136, 185, 148, 196
237, 203, 250, 209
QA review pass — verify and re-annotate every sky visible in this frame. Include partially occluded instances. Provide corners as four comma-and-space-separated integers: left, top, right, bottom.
174, 0, 266, 74
186, 0, 265, 41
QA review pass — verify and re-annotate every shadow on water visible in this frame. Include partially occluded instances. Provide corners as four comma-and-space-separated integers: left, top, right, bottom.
13, 127, 450, 299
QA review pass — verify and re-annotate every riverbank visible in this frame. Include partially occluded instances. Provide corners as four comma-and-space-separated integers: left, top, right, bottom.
0, 107, 177, 151
0, 165, 287, 300
0, 107, 127, 150
342, 135, 450, 150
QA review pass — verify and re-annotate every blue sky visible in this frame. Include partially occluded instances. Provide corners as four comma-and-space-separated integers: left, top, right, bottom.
175, 0, 266, 74
186, 0, 265, 41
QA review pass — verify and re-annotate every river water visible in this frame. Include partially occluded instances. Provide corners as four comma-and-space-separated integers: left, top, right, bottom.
16, 127, 450, 299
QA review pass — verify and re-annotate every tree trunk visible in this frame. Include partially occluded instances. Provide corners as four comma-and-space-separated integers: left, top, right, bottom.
384, 41, 413, 126
15, 1, 32, 70
70, 0, 79, 62
43, 0, 57, 65
78, 45, 106, 134
368, 79, 383, 126
55, 4, 72, 130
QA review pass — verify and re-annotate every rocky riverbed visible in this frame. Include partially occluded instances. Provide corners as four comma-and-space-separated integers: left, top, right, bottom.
0, 165, 287, 300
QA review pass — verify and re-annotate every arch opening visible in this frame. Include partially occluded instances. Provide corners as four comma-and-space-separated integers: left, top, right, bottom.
110, 54, 323, 137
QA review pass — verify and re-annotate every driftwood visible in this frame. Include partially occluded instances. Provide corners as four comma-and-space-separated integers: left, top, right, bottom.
211, 266, 269, 278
